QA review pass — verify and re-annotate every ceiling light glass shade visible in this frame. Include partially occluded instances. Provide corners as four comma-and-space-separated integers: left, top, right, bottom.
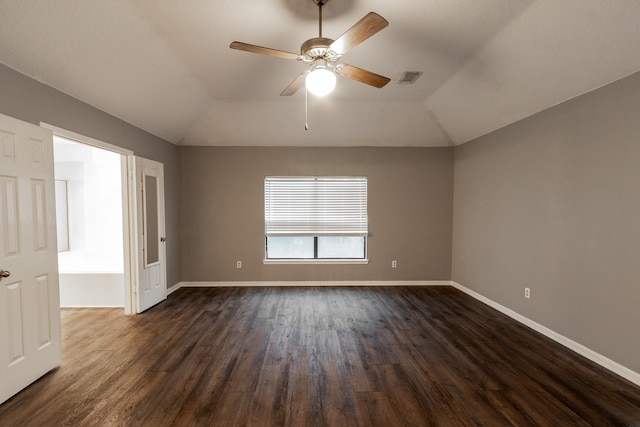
306, 67, 336, 96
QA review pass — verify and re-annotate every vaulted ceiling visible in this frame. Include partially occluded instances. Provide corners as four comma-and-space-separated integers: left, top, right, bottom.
1, 0, 639, 147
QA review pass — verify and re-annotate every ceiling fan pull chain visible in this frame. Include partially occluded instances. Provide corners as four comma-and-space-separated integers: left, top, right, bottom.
305, 85, 310, 130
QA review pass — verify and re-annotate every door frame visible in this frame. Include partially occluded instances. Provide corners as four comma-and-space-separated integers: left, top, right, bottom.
41, 123, 137, 315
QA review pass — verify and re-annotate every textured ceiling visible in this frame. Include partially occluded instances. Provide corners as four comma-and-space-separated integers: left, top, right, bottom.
1, 0, 639, 147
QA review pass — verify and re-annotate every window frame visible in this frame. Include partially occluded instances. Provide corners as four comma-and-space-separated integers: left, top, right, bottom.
263, 176, 369, 265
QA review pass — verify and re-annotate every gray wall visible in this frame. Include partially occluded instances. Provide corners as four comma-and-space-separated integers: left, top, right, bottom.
0, 64, 181, 288
6, 59, 637, 376
179, 146, 454, 282
452, 71, 640, 373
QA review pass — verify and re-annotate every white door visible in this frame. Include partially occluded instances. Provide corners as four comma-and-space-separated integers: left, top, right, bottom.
134, 156, 166, 313
0, 114, 61, 404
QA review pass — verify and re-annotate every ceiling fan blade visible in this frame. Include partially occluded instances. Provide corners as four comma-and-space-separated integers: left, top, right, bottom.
230, 41, 300, 60
329, 12, 389, 55
280, 72, 307, 96
337, 64, 390, 88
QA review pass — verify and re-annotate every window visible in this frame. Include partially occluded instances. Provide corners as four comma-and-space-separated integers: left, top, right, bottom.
264, 176, 368, 262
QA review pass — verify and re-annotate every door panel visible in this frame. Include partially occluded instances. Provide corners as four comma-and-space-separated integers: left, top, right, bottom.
32, 179, 47, 250
0, 113, 61, 404
1, 176, 19, 256
35, 274, 52, 346
5, 281, 24, 364
134, 156, 166, 313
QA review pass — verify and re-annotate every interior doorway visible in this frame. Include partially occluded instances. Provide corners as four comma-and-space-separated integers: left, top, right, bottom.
45, 124, 135, 314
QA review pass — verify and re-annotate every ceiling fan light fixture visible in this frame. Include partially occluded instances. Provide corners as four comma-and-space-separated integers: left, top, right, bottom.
306, 66, 336, 96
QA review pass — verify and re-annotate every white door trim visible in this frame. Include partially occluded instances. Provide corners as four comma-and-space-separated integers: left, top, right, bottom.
40, 123, 136, 315
40, 123, 133, 156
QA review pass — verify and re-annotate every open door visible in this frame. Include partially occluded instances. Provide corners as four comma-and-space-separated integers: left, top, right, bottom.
0, 114, 62, 404
134, 156, 166, 313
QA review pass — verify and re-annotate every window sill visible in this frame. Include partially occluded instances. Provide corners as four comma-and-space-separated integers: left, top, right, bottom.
263, 259, 369, 265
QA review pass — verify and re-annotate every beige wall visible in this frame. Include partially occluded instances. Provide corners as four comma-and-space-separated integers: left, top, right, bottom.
179, 146, 454, 282
0, 64, 181, 288
452, 71, 640, 373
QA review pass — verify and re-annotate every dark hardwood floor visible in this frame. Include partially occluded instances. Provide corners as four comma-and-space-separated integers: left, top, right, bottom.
1, 286, 639, 426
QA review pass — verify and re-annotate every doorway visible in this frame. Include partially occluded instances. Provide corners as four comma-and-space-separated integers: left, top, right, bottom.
53, 136, 124, 307
45, 124, 136, 314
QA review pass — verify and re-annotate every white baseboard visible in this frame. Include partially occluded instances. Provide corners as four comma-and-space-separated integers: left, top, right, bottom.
61, 305, 123, 308
175, 280, 451, 288
167, 282, 182, 295
450, 281, 640, 387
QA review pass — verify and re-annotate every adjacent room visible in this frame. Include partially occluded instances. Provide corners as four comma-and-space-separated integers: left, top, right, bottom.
1, 0, 640, 425
53, 136, 127, 308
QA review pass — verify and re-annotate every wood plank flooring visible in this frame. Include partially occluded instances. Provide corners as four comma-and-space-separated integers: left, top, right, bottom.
1, 286, 639, 426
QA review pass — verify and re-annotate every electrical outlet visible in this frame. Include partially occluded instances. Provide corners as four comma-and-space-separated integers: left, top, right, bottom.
524, 287, 531, 299
236, 260, 242, 269
392, 260, 397, 268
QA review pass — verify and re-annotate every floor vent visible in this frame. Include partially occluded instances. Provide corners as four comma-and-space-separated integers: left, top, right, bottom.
397, 71, 423, 84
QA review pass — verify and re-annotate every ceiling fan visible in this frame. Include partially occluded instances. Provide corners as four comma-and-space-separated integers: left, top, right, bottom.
230, 0, 391, 97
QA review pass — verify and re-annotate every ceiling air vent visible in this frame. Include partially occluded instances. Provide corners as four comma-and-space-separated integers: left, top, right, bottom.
397, 71, 423, 84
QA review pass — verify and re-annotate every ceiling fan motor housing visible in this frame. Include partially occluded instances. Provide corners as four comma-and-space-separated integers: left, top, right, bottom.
301, 37, 335, 60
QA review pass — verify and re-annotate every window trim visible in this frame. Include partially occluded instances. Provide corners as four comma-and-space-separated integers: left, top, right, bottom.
263, 258, 369, 265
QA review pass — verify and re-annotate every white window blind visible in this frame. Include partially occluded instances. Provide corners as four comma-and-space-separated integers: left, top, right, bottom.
264, 176, 368, 236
